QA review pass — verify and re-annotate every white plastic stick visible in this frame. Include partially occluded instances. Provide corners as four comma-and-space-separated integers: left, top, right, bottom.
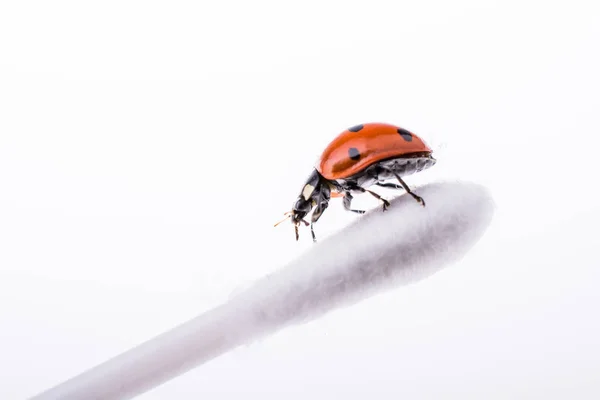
30, 181, 494, 400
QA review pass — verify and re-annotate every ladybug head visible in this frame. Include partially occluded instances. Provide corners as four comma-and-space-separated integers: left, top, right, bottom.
274, 169, 330, 241
291, 192, 312, 222
273, 198, 311, 241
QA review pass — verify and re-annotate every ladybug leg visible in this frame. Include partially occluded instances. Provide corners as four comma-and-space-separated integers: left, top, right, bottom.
294, 219, 310, 241
390, 171, 426, 206
309, 196, 330, 243
342, 191, 366, 214
352, 186, 391, 211
375, 182, 404, 190
309, 205, 326, 242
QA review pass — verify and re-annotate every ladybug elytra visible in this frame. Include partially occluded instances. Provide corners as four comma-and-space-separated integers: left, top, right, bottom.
276, 122, 436, 242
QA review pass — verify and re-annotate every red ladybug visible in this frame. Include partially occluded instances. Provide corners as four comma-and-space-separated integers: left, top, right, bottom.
275, 122, 436, 242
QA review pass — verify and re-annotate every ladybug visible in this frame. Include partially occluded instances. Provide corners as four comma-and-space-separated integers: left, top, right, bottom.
275, 122, 436, 242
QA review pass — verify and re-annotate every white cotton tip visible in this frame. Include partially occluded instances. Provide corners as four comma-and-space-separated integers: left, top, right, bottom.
31, 180, 494, 400
238, 180, 495, 330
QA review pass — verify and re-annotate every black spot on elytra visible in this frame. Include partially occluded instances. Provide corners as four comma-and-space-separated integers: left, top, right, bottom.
397, 128, 413, 142
348, 147, 361, 160
348, 124, 364, 132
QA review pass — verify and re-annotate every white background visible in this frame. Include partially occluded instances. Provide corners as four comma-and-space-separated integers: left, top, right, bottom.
1, 1, 599, 399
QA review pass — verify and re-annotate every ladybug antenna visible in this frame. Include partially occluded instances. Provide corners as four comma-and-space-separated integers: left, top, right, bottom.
273, 211, 311, 228
274, 211, 310, 242
273, 211, 292, 227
